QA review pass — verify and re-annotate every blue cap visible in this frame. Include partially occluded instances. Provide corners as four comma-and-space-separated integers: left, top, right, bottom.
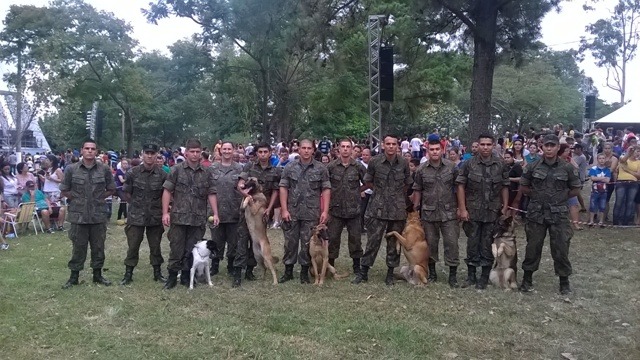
427, 134, 440, 142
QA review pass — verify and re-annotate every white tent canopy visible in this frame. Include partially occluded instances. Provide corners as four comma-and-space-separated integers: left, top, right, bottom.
594, 100, 639, 124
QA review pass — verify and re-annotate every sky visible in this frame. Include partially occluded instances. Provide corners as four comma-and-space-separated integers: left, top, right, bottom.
0, 0, 637, 104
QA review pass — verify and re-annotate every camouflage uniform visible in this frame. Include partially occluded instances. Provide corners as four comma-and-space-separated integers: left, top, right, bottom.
520, 158, 580, 277
413, 159, 460, 266
362, 154, 412, 269
326, 158, 366, 260
279, 160, 331, 266
163, 162, 216, 272
209, 161, 244, 266
236, 161, 282, 269
122, 164, 167, 268
60, 161, 116, 271
456, 155, 509, 267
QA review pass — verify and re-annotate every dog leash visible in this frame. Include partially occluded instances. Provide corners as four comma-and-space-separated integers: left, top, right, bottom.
507, 206, 640, 229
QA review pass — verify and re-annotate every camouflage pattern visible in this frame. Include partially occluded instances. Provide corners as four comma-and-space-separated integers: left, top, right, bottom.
361, 218, 403, 268
239, 161, 282, 200
162, 162, 216, 226
211, 222, 239, 261
279, 160, 330, 221
363, 154, 412, 220
67, 223, 107, 271
520, 157, 581, 277
123, 224, 164, 267
423, 219, 460, 266
283, 219, 317, 266
327, 216, 362, 260
413, 159, 459, 222
122, 164, 167, 226
234, 211, 258, 268
60, 162, 116, 224
209, 161, 243, 223
326, 158, 366, 219
461, 221, 494, 267
455, 154, 510, 223
167, 224, 206, 272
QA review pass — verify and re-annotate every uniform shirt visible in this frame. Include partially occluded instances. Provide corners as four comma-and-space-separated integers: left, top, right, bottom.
327, 158, 366, 219
413, 159, 458, 222
456, 154, 509, 223
209, 161, 244, 223
59, 161, 116, 224
364, 154, 412, 220
163, 162, 216, 226
520, 157, 581, 224
279, 159, 331, 221
123, 164, 167, 226
239, 161, 282, 201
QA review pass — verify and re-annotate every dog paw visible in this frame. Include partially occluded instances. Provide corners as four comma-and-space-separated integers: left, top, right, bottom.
208, 282, 213, 287
189, 286, 194, 290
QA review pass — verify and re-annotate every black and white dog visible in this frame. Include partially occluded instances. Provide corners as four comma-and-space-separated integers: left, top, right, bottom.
190, 240, 217, 290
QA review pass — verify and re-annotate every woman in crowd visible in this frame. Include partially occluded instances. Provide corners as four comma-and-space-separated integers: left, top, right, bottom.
1, 162, 20, 209
15, 162, 36, 196
614, 145, 640, 226
559, 144, 583, 230
115, 159, 129, 221
321, 154, 331, 164
512, 138, 527, 166
21, 180, 66, 233
525, 143, 540, 164
448, 147, 462, 168
503, 150, 523, 208
40, 158, 64, 202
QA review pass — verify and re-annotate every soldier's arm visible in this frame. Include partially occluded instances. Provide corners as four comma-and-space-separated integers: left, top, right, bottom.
455, 162, 468, 220
412, 167, 423, 211
567, 166, 582, 198
104, 166, 117, 198
278, 165, 291, 221
362, 159, 375, 191
122, 169, 134, 203
59, 165, 73, 200
237, 162, 251, 192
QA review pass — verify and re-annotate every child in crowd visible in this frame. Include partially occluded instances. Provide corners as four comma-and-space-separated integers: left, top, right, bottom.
588, 153, 611, 227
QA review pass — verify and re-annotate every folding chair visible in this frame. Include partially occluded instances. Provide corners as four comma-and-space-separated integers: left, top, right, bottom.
2, 202, 41, 237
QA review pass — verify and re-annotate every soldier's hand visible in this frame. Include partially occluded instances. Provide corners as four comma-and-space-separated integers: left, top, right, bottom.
281, 210, 291, 222
457, 208, 469, 222
212, 214, 220, 227
319, 212, 329, 225
162, 213, 171, 227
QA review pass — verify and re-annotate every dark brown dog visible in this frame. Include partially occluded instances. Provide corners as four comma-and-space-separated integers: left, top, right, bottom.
309, 223, 348, 285
386, 210, 430, 285
240, 177, 279, 285
489, 215, 518, 290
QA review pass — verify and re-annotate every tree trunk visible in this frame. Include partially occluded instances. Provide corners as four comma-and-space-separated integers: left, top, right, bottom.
125, 108, 134, 157
260, 68, 270, 142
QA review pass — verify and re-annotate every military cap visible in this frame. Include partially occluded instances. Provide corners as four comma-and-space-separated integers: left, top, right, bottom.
142, 143, 159, 153
542, 134, 559, 145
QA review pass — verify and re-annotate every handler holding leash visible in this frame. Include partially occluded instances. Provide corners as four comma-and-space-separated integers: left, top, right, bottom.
119, 143, 168, 286
512, 134, 580, 295
278, 139, 331, 284
162, 138, 219, 289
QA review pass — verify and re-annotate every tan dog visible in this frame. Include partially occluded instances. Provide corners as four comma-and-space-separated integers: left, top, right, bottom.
240, 177, 279, 285
490, 215, 518, 290
309, 224, 349, 285
386, 210, 430, 285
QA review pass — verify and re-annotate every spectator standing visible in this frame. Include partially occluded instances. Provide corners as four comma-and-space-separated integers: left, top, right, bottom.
8, 152, 17, 175
613, 146, 640, 226
15, 162, 35, 196
1, 163, 20, 209
115, 159, 129, 221
410, 134, 423, 159
588, 154, 611, 227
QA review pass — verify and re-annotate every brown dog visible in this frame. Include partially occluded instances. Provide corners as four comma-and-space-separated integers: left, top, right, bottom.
240, 177, 279, 285
489, 215, 518, 290
309, 224, 349, 285
385, 210, 430, 285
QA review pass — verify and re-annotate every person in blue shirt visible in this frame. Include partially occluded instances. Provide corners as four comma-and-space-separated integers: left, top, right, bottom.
587, 153, 612, 227
21, 180, 66, 233
524, 143, 541, 164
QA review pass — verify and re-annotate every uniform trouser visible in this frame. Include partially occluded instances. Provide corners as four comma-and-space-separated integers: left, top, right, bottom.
123, 224, 164, 267
522, 219, 573, 277
462, 220, 494, 267
211, 222, 239, 261
423, 220, 460, 266
167, 224, 206, 272
360, 194, 371, 229
361, 218, 404, 268
234, 212, 258, 268
283, 219, 318, 266
67, 223, 107, 271
327, 216, 363, 260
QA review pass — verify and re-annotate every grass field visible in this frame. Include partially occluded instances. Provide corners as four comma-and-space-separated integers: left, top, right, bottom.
0, 215, 638, 360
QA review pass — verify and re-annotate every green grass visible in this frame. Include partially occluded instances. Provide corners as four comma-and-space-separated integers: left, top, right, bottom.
1, 218, 638, 359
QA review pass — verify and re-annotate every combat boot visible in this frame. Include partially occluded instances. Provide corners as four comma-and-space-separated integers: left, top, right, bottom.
428, 263, 437, 283
227, 256, 235, 277
475, 266, 491, 289
352, 258, 361, 276
120, 266, 134, 285
62, 270, 80, 289
559, 276, 572, 295
448, 266, 459, 288
153, 265, 166, 282
278, 264, 294, 283
461, 266, 476, 288
163, 270, 178, 290
352, 265, 369, 284
210, 258, 220, 276
519, 270, 534, 292
180, 270, 190, 287
92, 269, 112, 286
385, 267, 395, 286
232, 267, 242, 288
245, 265, 256, 281
300, 265, 310, 284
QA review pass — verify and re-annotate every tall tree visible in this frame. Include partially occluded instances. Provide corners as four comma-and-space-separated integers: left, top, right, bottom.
580, 0, 640, 104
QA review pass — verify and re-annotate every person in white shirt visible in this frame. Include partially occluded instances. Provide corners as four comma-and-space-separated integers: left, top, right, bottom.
401, 137, 410, 154
410, 135, 423, 159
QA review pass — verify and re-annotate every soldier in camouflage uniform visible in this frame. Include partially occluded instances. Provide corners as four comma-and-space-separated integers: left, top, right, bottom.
456, 134, 509, 290
209, 142, 244, 285
119, 144, 168, 286
326, 139, 366, 275
236, 142, 281, 287
60, 139, 116, 289
412, 135, 461, 287
512, 134, 581, 295
161, 138, 219, 289
278, 139, 331, 284
353, 135, 412, 286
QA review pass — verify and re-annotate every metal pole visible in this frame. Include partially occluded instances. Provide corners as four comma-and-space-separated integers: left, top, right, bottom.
368, 15, 384, 153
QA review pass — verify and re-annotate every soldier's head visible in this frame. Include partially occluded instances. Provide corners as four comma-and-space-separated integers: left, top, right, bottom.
477, 135, 495, 159
142, 143, 159, 168
81, 139, 98, 162
382, 135, 399, 157
185, 138, 203, 165
339, 139, 353, 160
427, 134, 442, 162
542, 134, 560, 159
220, 142, 235, 162
299, 139, 314, 162
255, 142, 271, 163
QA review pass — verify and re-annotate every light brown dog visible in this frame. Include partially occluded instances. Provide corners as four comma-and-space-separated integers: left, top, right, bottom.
489, 215, 518, 290
309, 224, 349, 285
386, 210, 430, 285
240, 177, 279, 285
